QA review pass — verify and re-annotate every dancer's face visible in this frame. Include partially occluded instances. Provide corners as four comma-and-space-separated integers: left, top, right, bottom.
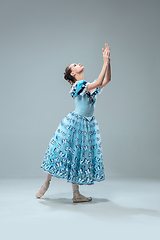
70, 63, 84, 76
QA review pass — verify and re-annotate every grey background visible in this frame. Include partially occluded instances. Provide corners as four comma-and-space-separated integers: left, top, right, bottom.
0, 0, 159, 178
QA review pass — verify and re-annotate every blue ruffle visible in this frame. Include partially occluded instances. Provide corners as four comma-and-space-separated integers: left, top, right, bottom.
70, 80, 89, 98
70, 79, 103, 99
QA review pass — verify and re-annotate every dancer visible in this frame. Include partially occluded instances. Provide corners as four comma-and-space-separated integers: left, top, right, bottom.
36, 43, 111, 203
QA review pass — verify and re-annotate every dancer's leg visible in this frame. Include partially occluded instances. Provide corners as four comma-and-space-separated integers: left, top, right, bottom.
36, 174, 52, 198
72, 183, 92, 203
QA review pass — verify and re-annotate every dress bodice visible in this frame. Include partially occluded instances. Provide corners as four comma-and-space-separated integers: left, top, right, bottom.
74, 92, 96, 117
70, 80, 102, 120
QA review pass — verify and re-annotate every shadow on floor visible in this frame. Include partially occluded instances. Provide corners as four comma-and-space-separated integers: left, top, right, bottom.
37, 197, 160, 219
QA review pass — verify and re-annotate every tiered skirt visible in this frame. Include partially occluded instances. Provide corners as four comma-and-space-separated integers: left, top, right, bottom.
41, 111, 105, 185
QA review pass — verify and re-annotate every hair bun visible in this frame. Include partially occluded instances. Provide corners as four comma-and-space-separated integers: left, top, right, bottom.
64, 65, 76, 85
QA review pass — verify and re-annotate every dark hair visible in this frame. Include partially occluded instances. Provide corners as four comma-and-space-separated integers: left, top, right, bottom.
64, 65, 77, 86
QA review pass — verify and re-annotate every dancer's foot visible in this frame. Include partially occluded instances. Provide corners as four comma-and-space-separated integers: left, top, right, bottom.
36, 181, 50, 198
72, 183, 92, 203
72, 193, 92, 203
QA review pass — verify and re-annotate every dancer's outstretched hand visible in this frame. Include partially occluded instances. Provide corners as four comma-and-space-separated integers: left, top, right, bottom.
102, 43, 110, 64
103, 43, 110, 56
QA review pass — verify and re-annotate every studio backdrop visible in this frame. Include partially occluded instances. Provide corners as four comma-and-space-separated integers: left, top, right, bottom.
0, 0, 160, 178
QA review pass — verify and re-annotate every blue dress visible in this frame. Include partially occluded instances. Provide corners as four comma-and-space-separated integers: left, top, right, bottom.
41, 79, 105, 185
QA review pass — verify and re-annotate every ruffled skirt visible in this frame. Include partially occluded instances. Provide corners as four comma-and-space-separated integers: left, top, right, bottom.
41, 111, 105, 185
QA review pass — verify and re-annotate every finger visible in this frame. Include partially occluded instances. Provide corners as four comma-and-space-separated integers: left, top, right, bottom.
105, 43, 108, 49
102, 48, 104, 52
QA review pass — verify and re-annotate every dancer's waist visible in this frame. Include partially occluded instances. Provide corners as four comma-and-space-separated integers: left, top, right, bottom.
74, 108, 94, 117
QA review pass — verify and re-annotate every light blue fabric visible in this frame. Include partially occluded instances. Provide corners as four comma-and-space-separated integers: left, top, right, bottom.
41, 80, 105, 185
71, 79, 103, 118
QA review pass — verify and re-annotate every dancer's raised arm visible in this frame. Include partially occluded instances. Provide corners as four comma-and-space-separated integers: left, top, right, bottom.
99, 58, 111, 88
86, 43, 110, 91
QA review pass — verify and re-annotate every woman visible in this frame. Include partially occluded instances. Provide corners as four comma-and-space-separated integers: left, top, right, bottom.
36, 43, 111, 203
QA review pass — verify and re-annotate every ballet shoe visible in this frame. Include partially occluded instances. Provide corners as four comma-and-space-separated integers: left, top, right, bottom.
36, 181, 50, 199
72, 193, 92, 203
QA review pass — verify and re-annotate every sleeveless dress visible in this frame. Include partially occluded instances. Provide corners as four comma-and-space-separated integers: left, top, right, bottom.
41, 79, 105, 185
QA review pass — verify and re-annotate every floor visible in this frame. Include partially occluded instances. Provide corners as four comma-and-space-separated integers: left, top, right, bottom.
1, 177, 160, 240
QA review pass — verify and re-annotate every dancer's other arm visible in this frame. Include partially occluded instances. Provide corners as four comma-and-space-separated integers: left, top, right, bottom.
87, 43, 110, 91
99, 58, 111, 89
